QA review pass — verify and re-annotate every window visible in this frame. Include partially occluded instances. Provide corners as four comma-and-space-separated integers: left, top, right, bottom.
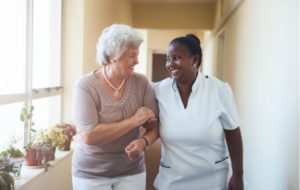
0, 0, 62, 148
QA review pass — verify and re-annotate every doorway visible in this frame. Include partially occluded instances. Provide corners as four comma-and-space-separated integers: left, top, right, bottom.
151, 53, 169, 82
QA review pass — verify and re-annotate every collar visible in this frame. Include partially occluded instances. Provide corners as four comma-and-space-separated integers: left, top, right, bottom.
171, 72, 204, 93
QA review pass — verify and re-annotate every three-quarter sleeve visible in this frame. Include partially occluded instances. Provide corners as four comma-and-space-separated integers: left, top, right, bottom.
72, 81, 98, 133
219, 83, 240, 130
132, 74, 159, 130
143, 82, 159, 118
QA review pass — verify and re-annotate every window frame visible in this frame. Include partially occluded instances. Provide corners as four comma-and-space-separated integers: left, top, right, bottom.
0, 0, 63, 145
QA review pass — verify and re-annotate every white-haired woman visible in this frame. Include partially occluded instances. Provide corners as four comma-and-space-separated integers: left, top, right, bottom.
72, 24, 159, 190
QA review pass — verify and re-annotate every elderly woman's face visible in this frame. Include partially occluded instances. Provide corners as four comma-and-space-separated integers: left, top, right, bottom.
115, 48, 139, 76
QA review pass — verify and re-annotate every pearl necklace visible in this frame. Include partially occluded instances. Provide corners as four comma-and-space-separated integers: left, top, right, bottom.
103, 67, 126, 97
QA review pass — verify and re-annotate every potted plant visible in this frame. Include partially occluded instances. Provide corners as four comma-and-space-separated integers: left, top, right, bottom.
35, 126, 68, 161
0, 156, 15, 190
20, 103, 36, 145
20, 103, 41, 167
55, 123, 76, 151
0, 145, 24, 178
0, 171, 14, 190
23, 142, 42, 167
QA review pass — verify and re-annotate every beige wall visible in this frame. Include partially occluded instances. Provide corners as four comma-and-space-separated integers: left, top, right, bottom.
18, 152, 73, 190
148, 29, 205, 51
62, 0, 85, 123
132, 2, 215, 30
203, 0, 298, 189
62, 0, 132, 122
83, 0, 132, 74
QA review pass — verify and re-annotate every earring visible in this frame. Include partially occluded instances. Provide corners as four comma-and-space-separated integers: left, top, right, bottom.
192, 63, 197, 68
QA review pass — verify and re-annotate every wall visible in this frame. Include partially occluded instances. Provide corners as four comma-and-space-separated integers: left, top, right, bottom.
62, 0, 132, 122
132, 2, 215, 30
83, 0, 132, 74
203, 0, 299, 189
17, 152, 73, 190
62, 0, 85, 124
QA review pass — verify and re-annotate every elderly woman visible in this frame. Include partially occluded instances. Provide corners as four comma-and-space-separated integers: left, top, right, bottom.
72, 24, 159, 190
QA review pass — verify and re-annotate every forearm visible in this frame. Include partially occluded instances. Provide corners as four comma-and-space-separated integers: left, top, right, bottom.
82, 118, 137, 145
142, 122, 159, 147
224, 127, 244, 175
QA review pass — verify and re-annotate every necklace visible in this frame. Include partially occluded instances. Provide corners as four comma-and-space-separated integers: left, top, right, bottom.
103, 67, 126, 97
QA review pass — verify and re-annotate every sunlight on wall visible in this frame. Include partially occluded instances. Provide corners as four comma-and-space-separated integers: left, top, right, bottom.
135, 29, 148, 77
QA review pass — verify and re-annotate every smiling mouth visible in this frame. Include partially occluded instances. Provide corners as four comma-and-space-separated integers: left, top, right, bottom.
170, 69, 179, 75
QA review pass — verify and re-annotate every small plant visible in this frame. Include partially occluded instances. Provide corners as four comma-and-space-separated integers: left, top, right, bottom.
56, 123, 76, 138
55, 123, 76, 151
0, 156, 15, 190
20, 103, 36, 146
0, 171, 14, 190
0, 146, 23, 159
0, 137, 25, 178
35, 127, 68, 149
48, 126, 68, 149
20, 103, 42, 167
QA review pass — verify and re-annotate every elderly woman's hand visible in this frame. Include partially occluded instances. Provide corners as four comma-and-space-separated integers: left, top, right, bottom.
130, 107, 157, 127
125, 138, 147, 160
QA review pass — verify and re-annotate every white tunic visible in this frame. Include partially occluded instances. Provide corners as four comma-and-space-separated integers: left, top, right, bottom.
153, 73, 240, 190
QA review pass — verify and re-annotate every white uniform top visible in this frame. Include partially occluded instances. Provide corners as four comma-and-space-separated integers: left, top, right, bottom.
153, 73, 240, 190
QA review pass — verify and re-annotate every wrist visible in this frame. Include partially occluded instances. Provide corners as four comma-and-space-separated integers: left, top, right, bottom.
232, 171, 244, 176
141, 136, 149, 150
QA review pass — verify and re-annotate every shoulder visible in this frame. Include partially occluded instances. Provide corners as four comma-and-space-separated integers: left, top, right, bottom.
201, 74, 226, 89
152, 77, 173, 95
132, 72, 149, 83
75, 72, 96, 90
201, 74, 233, 98
130, 72, 152, 89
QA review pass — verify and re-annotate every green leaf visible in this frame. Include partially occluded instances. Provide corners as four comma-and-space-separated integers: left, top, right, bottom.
0, 175, 7, 185
21, 107, 27, 114
30, 105, 34, 112
20, 114, 25, 122
30, 129, 37, 132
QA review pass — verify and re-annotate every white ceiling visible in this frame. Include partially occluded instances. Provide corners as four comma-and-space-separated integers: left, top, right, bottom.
132, 0, 216, 3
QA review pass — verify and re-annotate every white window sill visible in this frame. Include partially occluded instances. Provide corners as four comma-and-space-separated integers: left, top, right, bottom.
15, 150, 73, 190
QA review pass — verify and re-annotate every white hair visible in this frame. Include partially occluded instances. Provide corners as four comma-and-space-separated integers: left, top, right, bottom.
96, 24, 143, 65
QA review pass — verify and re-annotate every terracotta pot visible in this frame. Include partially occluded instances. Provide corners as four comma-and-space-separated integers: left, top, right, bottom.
24, 148, 41, 166
61, 136, 72, 151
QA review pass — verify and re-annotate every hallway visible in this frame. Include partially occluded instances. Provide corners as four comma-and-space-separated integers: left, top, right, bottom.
0, 0, 297, 189
62, 0, 298, 189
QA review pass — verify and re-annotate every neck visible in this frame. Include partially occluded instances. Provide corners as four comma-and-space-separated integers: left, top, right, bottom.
175, 71, 198, 94
104, 65, 126, 85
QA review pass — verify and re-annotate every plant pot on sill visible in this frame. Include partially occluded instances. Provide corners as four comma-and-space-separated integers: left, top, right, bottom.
24, 148, 42, 167
10, 157, 24, 177
60, 136, 72, 151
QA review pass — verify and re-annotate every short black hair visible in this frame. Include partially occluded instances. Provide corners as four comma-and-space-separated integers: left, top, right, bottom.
169, 34, 202, 68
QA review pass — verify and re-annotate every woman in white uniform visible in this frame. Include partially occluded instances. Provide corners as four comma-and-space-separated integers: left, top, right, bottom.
153, 34, 244, 190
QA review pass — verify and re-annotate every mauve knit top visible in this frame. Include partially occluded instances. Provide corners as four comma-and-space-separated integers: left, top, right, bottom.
72, 71, 158, 178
